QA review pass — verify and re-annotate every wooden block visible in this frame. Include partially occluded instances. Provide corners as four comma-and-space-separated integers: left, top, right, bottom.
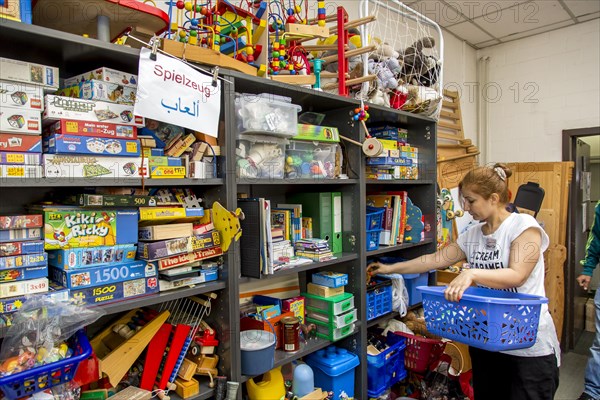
107, 386, 152, 400
162, 39, 258, 76
270, 74, 316, 85
299, 388, 328, 400
285, 23, 329, 38
175, 377, 200, 399
177, 358, 198, 381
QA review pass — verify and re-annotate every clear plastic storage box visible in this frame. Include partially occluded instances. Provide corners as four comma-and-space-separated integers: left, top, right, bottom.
235, 92, 301, 137
285, 140, 339, 179
236, 134, 288, 179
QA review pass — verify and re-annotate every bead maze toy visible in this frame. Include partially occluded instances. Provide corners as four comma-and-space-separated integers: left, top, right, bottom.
338, 103, 384, 157
89, 308, 170, 387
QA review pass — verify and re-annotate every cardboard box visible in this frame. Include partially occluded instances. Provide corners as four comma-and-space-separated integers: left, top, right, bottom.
0, 214, 43, 230
46, 119, 137, 140
0, 80, 44, 110
0, 252, 47, 270
74, 194, 158, 207
0, 152, 41, 165
57, 79, 137, 105
0, 106, 41, 134
0, 133, 42, 153
43, 95, 144, 127
47, 244, 137, 269
138, 223, 194, 241
282, 296, 305, 324
0, 277, 48, 298
39, 208, 138, 250
0, 265, 48, 283
312, 271, 348, 288
149, 156, 183, 167
0, 57, 59, 90
68, 276, 159, 306
44, 134, 141, 157
0, 240, 45, 257
0, 285, 68, 315
158, 268, 218, 291
149, 246, 223, 271
307, 282, 344, 298
0, 227, 42, 243
150, 165, 186, 178
294, 124, 340, 143
0, 165, 42, 178
64, 67, 138, 88
137, 231, 220, 260
50, 260, 156, 289
42, 154, 150, 179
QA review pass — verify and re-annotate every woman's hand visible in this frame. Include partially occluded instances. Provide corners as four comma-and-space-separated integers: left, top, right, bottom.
444, 269, 474, 302
367, 261, 394, 277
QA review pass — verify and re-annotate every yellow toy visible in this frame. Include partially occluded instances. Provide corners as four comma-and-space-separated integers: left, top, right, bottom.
211, 201, 242, 252
246, 366, 285, 400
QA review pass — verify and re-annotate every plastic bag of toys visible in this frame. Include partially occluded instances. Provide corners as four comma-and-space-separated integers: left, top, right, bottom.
0, 294, 104, 377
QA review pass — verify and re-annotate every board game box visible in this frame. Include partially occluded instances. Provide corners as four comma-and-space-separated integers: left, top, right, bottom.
45, 119, 137, 140
42, 154, 150, 179
0, 79, 44, 110
47, 244, 137, 269
43, 95, 144, 127
43, 134, 140, 157
0, 133, 42, 153
50, 260, 156, 289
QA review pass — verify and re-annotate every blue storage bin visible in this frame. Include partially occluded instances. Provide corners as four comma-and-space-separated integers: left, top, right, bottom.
367, 332, 407, 397
418, 286, 548, 351
366, 206, 385, 230
403, 272, 429, 306
366, 229, 382, 251
367, 278, 393, 320
305, 346, 359, 399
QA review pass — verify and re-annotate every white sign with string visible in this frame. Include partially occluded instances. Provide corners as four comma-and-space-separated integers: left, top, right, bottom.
135, 47, 221, 138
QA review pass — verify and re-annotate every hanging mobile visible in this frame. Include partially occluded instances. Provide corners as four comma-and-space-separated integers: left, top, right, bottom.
339, 102, 383, 156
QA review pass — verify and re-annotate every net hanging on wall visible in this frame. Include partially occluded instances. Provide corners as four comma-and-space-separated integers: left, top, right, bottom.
358, 0, 444, 120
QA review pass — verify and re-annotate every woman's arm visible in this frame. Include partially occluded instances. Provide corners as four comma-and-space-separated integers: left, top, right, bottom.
445, 227, 541, 301
368, 242, 466, 275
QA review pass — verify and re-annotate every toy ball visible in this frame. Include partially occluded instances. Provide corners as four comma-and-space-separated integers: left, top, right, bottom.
200, 6, 208, 14
190, 18, 199, 26
295, 5, 302, 13
184, 1, 193, 11
176, 1, 185, 9
287, 8, 294, 16
178, 30, 187, 39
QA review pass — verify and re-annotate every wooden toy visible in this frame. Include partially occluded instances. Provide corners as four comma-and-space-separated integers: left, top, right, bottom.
211, 201, 242, 252
107, 386, 152, 400
175, 377, 200, 399
177, 358, 198, 381
90, 308, 170, 387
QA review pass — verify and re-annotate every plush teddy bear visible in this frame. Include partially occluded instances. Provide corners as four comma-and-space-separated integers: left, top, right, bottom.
397, 36, 440, 87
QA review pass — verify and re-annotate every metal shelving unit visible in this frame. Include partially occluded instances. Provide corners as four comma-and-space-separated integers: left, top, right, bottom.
0, 18, 437, 400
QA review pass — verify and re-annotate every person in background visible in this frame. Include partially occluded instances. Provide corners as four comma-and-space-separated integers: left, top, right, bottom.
368, 163, 560, 400
577, 201, 600, 400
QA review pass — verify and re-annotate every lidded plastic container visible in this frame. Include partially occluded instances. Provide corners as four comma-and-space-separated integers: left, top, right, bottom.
305, 345, 360, 398
235, 92, 301, 137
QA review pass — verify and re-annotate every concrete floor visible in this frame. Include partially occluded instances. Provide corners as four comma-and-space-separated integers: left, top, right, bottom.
555, 331, 595, 400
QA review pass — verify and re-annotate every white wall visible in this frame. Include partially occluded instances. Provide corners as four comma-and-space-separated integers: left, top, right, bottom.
477, 19, 600, 163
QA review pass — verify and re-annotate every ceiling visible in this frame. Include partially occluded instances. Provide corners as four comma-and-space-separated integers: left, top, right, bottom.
403, 0, 600, 49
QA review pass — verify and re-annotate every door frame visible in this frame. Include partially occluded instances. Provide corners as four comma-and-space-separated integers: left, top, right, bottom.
562, 127, 600, 350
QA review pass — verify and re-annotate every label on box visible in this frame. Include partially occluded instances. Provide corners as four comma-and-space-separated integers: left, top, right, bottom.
0, 252, 47, 270
0, 286, 69, 315
43, 95, 144, 127
150, 165, 186, 178
0, 133, 41, 153
137, 231, 221, 260
0, 58, 59, 90
75, 194, 157, 207
41, 209, 138, 249
0, 80, 44, 110
46, 119, 137, 140
68, 277, 159, 306
64, 67, 138, 88
44, 134, 140, 157
42, 154, 150, 179
294, 124, 340, 143
50, 260, 156, 289
47, 244, 137, 269
0, 215, 42, 230
158, 269, 218, 291
312, 271, 348, 288
0, 152, 41, 165
0, 106, 41, 134
0, 228, 42, 243
150, 246, 223, 270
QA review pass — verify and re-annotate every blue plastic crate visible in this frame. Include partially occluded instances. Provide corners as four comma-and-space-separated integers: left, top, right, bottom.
418, 286, 548, 351
367, 332, 407, 397
0, 330, 92, 399
403, 272, 429, 306
366, 206, 385, 231
367, 278, 393, 320
367, 229, 382, 251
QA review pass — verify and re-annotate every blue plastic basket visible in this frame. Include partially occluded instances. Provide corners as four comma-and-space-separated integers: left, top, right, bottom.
403, 273, 429, 306
418, 286, 548, 351
367, 278, 393, 320
366, 207, 385, 231
0, 330, 92, 399
367, 332, 407, 397
366, 229, 382, 251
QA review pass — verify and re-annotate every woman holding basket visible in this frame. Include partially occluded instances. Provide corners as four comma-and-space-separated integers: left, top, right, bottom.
367, 164, 560, 400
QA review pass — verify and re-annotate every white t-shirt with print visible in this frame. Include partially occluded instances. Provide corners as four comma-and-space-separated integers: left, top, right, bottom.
456, 213, 560, 363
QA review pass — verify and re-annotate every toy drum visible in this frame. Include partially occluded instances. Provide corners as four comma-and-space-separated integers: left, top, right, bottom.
282, 316, 300, 352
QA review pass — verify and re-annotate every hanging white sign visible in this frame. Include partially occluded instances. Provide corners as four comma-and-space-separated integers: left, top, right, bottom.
135, 47, 221, 138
